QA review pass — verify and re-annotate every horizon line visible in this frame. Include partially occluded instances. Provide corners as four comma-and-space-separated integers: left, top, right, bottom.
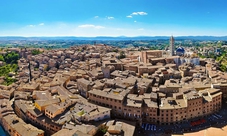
0, 35, 227, 38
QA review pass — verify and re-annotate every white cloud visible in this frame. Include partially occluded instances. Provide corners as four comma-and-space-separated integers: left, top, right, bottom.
94, 26, 105, 29
94, 16, 99, 18
28, 23, 44, 27
134, 21, 137, 23
126, 15, 133, 18
138, 28, 144, 31
131, 11, 148, 16
28, 25, 35, 27
3, 22, 227, 37
78, 24, 105, 29
107, 16, 114, 20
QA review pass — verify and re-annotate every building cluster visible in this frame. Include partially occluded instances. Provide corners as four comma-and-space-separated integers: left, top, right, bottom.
0, 37, 225, 136
0, 98, 44, 136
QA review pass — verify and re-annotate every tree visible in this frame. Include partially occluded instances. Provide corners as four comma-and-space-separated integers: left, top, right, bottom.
4, 52, 19, 64
31, 49, 43, 55
150, 46, 157, 50
3, 77, 17, 86
0, 55, 4, 61
112, 49, 119, 53
119, 51, 126, 59
220, 64, 227, 72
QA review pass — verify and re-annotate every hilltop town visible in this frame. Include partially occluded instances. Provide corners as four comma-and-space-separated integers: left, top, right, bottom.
0, 36, 227, 136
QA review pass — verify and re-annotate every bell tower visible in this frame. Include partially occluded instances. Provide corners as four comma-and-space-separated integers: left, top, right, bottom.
170, 36, 175, 56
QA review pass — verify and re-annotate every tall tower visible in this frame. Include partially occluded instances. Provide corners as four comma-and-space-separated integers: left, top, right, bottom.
170, 36, 175, 56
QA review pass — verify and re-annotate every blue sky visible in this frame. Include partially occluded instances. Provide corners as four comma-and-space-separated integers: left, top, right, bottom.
0, 0, 226, 36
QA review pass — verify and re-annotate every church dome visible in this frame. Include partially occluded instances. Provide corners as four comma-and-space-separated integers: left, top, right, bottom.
176, 47, 185, 53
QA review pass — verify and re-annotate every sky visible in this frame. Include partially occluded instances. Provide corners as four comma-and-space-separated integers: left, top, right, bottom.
0, 0, 227, 37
